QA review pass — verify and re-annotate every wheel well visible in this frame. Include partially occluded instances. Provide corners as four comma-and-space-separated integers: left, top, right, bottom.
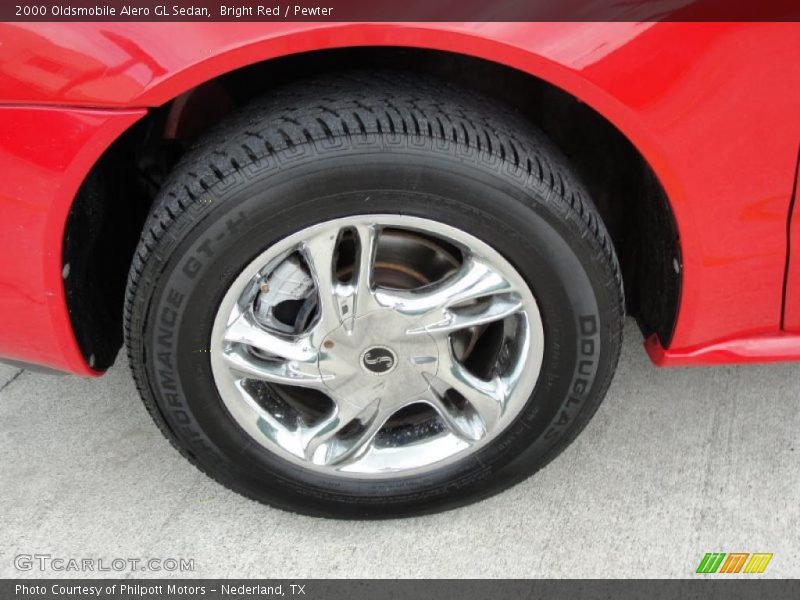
63, 47, 681, 371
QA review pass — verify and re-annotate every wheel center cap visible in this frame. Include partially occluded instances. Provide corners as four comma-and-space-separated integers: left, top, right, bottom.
317, 309, 438, 407
360, 345, 398, 375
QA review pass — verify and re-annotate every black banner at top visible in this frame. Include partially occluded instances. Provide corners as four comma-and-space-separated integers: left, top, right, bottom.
3, 0, 800, 22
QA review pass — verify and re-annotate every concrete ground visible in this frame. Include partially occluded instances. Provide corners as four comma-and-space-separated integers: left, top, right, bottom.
1, 320, 798, 579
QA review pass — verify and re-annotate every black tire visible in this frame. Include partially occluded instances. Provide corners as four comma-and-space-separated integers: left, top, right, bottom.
124, 72, 624, 518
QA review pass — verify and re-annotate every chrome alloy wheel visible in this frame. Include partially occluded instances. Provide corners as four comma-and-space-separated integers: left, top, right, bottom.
210, 215, 544, 478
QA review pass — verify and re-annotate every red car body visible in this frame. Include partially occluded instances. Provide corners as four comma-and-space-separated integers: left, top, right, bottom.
0, 22, 799, 376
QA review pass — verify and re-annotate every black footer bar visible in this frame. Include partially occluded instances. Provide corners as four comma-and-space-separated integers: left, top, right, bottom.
4, 579, 800, 600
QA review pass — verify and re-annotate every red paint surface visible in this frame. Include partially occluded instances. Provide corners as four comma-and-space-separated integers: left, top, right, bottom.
0, 107, 143, 374
0, 22, 799, 373
783, 150, 800, 332
645, 332, 800, 367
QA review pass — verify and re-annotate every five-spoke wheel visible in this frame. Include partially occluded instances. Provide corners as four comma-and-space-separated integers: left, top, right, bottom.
211, 216, 544, 476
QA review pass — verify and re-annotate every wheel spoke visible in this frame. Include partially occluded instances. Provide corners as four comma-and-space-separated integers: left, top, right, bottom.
302, 224, 383, 331
224, 312, 317, 362
407, 293, 523, 336
302, 226, 344, 330
221, 346, 329, 389
300, 400, 391, 466
424, 353, 506, 439
438, 258, 513, 307
352, 224, 381, 317
422, 393, 486, 442
222, 310, 328, 389
336, 224, 381, 333
376, 257, 513, 318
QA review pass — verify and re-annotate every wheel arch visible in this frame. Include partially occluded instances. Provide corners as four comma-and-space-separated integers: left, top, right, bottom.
61, 34, 682, 371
